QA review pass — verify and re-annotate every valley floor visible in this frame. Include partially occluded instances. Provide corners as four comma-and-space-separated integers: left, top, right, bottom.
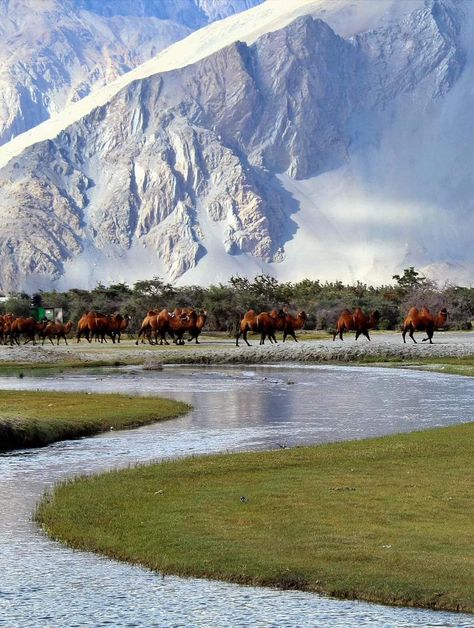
0, 331, 473, 373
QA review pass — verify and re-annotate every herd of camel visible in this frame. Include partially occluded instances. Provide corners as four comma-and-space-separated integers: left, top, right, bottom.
0, 305, 449, 347
236, 306, 448, 345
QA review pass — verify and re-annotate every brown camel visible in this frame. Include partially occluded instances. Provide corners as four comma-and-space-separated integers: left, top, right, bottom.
236, 309, 285, 346
170, 308, 196, 345
135, 308, 192, 345
269, 309, 307, 342
188, 309, 207, 344
135, 310, 160, 345
333, 308, 380, 341
41, 321, 74, 345
10, 317, 46, 345
108, 313, 130, 343
76, 311, 112, 343
402, 306, 448, 344
0, 314, 14, 344
282, 310, 308, 342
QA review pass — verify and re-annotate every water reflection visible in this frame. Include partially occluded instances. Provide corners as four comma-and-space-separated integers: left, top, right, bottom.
0, 365, 473, 627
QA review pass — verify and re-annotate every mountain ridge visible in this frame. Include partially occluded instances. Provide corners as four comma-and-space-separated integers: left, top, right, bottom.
0, 0, 473, 291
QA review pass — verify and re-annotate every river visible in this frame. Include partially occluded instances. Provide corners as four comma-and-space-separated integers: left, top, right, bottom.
0, 365, 473, 627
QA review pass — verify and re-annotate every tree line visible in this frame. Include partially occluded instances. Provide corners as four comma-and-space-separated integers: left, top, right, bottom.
1, 268, 473, 334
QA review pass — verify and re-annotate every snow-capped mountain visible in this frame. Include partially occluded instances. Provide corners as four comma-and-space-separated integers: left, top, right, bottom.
0, 0, 262, 145
0, 0, 473, 292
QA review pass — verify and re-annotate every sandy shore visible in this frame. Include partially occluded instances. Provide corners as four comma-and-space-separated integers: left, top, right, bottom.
1, 332, 473, 366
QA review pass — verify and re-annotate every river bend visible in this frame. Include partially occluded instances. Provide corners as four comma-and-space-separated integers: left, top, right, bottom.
0, 365, 473, 627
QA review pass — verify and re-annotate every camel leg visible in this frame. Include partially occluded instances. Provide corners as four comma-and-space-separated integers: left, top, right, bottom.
355, 331, 361, 341
364, 330, 371, 341
244, 330, 250, 346
409, 329, 417, 343
238, 328, 251, 347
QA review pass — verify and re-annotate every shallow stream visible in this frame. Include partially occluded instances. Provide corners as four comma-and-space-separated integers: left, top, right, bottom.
0, 365, 473, 626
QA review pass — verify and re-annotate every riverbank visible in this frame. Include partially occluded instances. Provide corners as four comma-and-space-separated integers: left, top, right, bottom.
1, 332, 474, 372
0, 390, 189, 450
36, 422, 474, 613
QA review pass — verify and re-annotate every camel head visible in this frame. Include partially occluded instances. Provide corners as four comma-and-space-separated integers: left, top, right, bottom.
437, 308, 448, 326
298, 311, 308, 323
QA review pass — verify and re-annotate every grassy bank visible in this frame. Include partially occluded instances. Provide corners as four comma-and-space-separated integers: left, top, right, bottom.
358, 355, 474, 377
37, 423, 474, 612
0, 391, 190, 450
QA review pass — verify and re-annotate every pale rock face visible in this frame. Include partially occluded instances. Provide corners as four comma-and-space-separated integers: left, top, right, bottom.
0, 0, 263, 145
0, 0, 473, 291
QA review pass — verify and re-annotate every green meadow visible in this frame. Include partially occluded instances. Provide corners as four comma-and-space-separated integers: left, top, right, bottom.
0, 390, 189, 450
37, 423, 474, 612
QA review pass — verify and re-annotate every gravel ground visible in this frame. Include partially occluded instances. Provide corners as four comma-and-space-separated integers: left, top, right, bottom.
1, 332, 473, 366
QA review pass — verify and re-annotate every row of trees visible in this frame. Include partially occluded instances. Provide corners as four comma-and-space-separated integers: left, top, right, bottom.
1, 268, 473, 333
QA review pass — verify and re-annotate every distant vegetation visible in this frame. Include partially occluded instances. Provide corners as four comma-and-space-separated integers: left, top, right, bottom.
1, 268, 473, 333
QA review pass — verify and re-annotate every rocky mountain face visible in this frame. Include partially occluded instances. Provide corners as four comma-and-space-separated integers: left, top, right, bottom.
0, 0, 472, 291
0, 0, 262, 145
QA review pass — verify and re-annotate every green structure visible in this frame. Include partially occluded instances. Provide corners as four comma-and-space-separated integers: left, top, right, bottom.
30, 307, 63, 322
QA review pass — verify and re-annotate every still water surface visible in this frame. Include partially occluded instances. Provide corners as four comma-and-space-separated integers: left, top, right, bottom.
0, 365, 473, 627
